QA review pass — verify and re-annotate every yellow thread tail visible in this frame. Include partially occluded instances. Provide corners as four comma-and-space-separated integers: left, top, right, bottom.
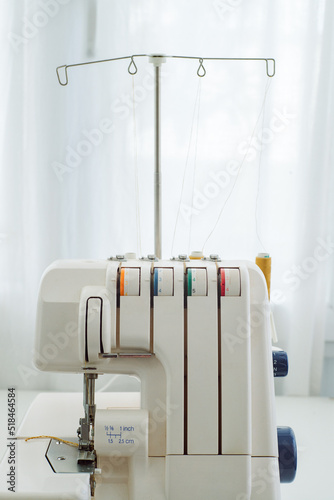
24, 435, 79, 447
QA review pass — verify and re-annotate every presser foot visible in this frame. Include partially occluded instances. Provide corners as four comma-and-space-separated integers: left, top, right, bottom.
46, 438, 97, 497
77, 448, 96, 465
45, 438, 96, 474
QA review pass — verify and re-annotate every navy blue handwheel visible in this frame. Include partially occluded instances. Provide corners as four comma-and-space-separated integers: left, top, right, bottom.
273, 349, 289, 377
277, 426, 297, 483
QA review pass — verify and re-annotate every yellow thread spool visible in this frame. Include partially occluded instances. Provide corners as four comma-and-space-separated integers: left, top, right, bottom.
189, 251, 203, 260
256, 253, 271, 300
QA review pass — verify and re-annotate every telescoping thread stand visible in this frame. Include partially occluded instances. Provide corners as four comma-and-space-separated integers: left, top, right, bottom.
56, 53, 275, 260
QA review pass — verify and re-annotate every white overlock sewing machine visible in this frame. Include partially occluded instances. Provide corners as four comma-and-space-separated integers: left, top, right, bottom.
0, 55, 297, 499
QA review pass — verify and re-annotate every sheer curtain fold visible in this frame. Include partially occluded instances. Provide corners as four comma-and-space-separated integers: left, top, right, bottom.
0, 0, 333, 394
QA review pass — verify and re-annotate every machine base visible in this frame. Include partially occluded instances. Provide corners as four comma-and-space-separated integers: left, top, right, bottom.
0, 393, 281, 500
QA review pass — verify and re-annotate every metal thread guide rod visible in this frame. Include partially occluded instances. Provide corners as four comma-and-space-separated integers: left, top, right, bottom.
149, 55, 166, 260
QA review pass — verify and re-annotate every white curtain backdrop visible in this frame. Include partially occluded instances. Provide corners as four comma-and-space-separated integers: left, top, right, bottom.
0, 0, 333, 395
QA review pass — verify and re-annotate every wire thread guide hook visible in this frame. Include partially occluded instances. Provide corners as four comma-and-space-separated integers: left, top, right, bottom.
56, 65, 69, 86
128, 57, 138, 75
197, 59, 206, 77
266, 59, 275, 77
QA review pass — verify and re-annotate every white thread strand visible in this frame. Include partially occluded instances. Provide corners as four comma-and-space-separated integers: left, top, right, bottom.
171, 79, 202, 257
97, 374, 120, 392
202, 78, 272, 253
255, 78, 272, 250
188, 79, 202, 255
132, 76, 142, 257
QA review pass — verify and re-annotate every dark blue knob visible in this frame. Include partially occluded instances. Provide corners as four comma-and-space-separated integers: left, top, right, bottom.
273, 349, 289, 377
277, 426, 297, 483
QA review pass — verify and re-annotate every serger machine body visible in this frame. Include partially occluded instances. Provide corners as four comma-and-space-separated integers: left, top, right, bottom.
25, 255, 291, 499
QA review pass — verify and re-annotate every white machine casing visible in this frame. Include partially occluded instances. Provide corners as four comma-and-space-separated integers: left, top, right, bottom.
30, 259, 280, 500
1, 257, 281, 499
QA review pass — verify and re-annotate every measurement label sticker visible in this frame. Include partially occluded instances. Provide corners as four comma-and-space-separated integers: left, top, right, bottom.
104, 425, 135, 445
95, 409, 148, 457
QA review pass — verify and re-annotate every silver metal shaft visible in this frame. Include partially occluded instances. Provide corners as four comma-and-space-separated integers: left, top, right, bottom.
84, 373, 97, 426
79, 373, 97, 451
154, 63, 162, 259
